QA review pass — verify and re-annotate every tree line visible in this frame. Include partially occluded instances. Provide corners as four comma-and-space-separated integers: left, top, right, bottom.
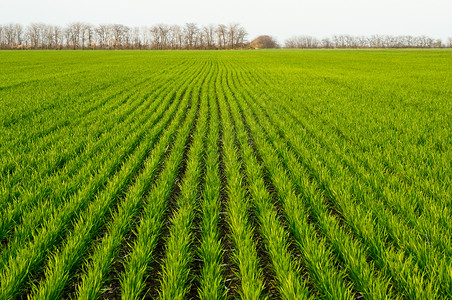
0, 22, 450, 50
0, 22, 247, 50
285, 34, 452, 48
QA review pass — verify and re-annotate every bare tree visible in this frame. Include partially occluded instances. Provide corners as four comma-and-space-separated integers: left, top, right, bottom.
63, 27, 70, 49
149, 25, 160, 49
6, 24, 14, 48
216, 24, 227, 49
158, 24, 170, 49
356, 36, 367, 48
285, 35, 319, 48
139, 26, 151, 49
65, 22, 86, 49
13, 24, 24, 48
235, 26, 248, 48
167, 25, 177, 49
95, 24, 110, 49
52, 26, 63, 49
184, 23, 199, 49
203, 24, 216, 49
42, 24, 54, 49
321, 38, 331, 48
197, 29, 207, 49
433, 39, 442, 48
129, 26, 141, 49
110, 24, 129, 49
79, 23, 93, 49
171, 25, 183, 49
26, 23, 46, 49
0, 25, 3, 48
3, 24, 15, 48
227, 23, 240, 48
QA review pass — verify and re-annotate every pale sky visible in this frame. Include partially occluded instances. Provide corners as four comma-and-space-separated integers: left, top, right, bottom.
1, 0, 451, 42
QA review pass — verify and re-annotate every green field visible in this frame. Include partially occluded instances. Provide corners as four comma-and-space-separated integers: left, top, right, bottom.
0, 50, 451, 299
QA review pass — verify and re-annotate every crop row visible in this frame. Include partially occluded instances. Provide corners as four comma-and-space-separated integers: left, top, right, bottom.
0, 50, 450, 299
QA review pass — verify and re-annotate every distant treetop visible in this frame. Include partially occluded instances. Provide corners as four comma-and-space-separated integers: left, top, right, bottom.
250, 35, 279, 49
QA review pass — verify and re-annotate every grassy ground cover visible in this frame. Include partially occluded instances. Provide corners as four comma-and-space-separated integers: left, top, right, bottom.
0, 49, 450, 299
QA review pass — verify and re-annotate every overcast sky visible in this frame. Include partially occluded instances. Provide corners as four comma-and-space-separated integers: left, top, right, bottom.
1, 0, 451, 42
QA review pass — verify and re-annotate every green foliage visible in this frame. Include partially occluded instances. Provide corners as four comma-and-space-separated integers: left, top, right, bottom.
0, 50, 450, 299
